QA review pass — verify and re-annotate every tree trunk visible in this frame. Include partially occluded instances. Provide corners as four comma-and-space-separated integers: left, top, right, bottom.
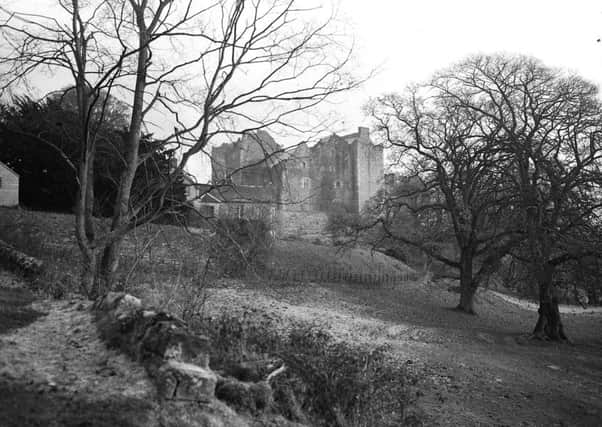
99, 239, 123, 293
456, 249, 477, 314
81, 249, 99, 299
457, 285, 477, 314
84, 149, 95, 241
532, 263, 567, 341
95, 13, 148, 294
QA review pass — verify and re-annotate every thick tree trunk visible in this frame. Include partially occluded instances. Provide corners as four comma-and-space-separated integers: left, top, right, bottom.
456, 250, 477, 314
457, 285, 477, 314
532, 263, 567, 341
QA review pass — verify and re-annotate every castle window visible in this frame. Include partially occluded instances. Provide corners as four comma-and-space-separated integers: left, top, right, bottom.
302, 177, 310, 189
301, 161, 306, 169
334, 180, 342, 189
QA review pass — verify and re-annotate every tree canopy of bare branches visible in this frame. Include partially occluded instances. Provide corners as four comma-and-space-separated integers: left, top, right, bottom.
434, 55, 602, 339
367, 81, 518, 314
368, 55, 602, 337
0, 0, 361, 297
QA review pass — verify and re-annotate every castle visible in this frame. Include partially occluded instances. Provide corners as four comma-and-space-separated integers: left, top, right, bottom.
190, 127, 383, 236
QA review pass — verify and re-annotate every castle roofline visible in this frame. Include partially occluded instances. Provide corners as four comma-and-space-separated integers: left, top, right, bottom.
212, 129, 282, 150
308, 126, 383, 148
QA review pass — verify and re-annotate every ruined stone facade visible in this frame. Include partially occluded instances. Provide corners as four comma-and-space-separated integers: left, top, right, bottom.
195, 127, 383, 235
281, 127, 383, 214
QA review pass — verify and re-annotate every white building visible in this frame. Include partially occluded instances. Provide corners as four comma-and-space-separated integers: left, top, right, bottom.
0, 161, 19, 207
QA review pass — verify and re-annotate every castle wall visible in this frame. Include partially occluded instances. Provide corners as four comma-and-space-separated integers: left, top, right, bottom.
309, 135, 357, 212
355, 137, 384, 213
279, 143, 313, 210
283, 135, 359, 213
211, 132, 284, 204
275, 210, 329, 237
211, 131, 280, 186
207, 128, 383, 236
211, 144, 240, 183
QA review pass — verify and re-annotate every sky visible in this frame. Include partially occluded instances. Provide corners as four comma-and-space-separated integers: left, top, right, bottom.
188, 0, 602, 180
4, 1, 602, 181
336, 0, 602, 128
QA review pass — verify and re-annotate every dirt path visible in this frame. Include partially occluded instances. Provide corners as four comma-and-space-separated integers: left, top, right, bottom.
489, 290, 602, 314
0, 269, 159, 427
201, 279, 602, 427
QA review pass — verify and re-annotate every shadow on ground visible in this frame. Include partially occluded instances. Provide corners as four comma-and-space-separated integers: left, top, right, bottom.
0, 285, 43, 334
0, 380, 156, 427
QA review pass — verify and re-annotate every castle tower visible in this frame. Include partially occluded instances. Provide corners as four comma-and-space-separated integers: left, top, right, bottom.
345, 127, 384, 213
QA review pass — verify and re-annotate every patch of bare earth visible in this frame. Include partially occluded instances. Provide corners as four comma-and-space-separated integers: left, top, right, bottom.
199, 278, 602, 427
0, 270, 159, 427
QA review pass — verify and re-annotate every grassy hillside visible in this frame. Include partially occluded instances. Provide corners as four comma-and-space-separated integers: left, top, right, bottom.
0, 207, 204, 258
2, 207, 602, 426
0, 207, 415, 293
267, 239, 417, 285
272, 239, 413, 274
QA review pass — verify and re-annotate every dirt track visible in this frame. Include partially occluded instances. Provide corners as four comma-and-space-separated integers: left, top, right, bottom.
0, 269, 159, 427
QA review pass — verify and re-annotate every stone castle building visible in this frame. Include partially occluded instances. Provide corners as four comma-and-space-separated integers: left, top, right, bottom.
191, 127, 383, 236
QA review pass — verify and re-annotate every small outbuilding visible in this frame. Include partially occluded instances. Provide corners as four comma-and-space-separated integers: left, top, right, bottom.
0, 161, 19, 207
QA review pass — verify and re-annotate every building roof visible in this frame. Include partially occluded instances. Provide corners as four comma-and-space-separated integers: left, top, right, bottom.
193, 183, 277, 205
0, 161, 19, 178
306, 126, 383, 150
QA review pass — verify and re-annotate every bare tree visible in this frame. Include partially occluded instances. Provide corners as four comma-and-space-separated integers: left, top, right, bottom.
0, 0, 360, 297
367, 85, 518, 314
432, 55, 602, 339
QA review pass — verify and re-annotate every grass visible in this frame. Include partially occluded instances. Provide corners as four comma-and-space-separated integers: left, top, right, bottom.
5, 207, 601, 425
0, 207, 418, 426
271, 239, 413, 274
262, 240, 418, 286
0, 207, 211, 297
0, 207, 416, 298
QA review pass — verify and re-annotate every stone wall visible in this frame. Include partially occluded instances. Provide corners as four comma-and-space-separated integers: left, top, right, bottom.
203, 127, 383, 235
355, 137, 384, 213
276, 210, 329, 238
94, 293, 217, 402
283, 127, 383, 215
93, 292, 303, 426
93, 293, 251, 427
0, 239, 43, 276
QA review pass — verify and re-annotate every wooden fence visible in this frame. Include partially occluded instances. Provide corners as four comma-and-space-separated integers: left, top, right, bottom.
263, 266, 417, 287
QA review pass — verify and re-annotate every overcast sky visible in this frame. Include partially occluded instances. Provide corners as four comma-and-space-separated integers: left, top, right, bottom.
188, 0, 602, 180
5, 1, 602, 181
335, 0, 602, 128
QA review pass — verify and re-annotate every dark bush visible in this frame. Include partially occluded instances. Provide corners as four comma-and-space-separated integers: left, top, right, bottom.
281, 327, 408, 426
196, 312, 411, 426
